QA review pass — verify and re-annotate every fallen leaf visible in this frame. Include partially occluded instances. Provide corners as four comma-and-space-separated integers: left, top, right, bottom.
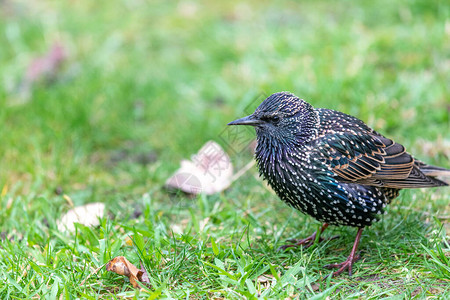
165, 141, 233, 195
57, 202, 105, 232
310, 283, 320, 292
257, 274, 275, 283
15, 42, 67, 103
170, 224, 183, 235
139, 263, 150, 285
24, 42, 66, 84
106, 256, 148, 288
256, 273, 276, 293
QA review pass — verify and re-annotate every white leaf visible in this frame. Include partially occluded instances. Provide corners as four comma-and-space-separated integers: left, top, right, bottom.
57, 202, 105, 232
165, 141, 233, 195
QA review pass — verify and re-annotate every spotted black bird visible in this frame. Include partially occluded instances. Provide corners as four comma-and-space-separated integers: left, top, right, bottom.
228, 92, 449, 277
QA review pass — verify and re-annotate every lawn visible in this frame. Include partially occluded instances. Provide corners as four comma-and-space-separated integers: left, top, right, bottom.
0, 0, 449, 298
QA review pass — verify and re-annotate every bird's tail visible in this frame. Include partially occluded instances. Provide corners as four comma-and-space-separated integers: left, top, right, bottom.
415, 160, 450, 186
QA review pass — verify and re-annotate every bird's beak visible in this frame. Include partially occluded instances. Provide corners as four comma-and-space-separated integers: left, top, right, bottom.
227, 115, 263, 126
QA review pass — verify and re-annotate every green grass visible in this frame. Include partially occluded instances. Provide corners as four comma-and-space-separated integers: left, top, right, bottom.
1, 0, 449, 298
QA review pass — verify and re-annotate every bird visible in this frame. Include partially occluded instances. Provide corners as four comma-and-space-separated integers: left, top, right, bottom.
228, 92, 449, 277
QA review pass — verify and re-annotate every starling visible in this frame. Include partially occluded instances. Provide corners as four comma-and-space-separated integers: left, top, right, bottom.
228, 92, 449, 277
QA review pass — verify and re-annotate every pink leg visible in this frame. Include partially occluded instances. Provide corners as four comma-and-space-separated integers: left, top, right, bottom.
324, 227, 363, 277
278, 223, 332, 251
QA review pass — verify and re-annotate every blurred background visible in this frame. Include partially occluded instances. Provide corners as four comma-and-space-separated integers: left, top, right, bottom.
0, 0, 448, 211
0, 0, 449, 296
1, 0, 448, 197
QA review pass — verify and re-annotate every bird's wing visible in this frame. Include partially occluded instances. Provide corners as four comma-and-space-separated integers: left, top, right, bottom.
313, 133, 443, 188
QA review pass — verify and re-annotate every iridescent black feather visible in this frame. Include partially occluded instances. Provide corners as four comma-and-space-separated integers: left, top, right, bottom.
229, 92, 449, 228
228, 92, 449, 277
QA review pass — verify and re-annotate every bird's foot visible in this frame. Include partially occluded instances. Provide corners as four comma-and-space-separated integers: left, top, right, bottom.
323, 227, 364, 278
278, 233, 318, 251
324, 253, 361, 277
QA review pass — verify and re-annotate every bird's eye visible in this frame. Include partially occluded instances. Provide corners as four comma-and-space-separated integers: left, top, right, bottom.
260, 115, 281, 123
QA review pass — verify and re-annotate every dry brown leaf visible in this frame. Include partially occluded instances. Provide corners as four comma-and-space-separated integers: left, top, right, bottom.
106, 256, 149, 288
310, 283, 320, 292
139, 263, 150, 285
57, 202, 105, 232
165, 141, 233, 195
13, 42, 67, 104
24, 43, 66, 84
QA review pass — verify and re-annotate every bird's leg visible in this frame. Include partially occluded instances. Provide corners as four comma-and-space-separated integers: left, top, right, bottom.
324, 227, 363, 277
278, 223, 332, 251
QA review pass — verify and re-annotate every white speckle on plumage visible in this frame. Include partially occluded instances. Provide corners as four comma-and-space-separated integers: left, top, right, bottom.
229, 91, 447, 231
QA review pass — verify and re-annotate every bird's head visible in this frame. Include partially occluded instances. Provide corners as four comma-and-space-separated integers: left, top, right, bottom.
228, 92, 319, 146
